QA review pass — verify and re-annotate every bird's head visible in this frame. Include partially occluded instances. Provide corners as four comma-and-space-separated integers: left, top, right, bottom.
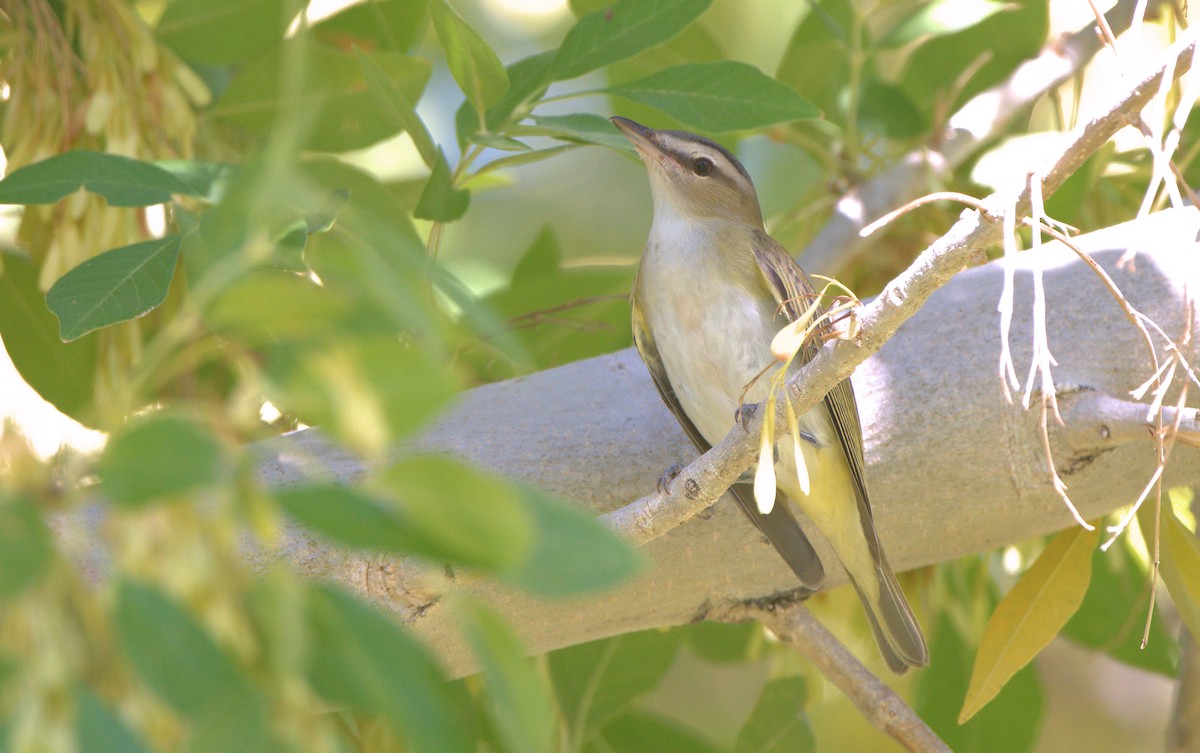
611, 116, 763, 228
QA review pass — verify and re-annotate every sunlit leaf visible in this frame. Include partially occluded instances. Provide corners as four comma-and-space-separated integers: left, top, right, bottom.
0, 151, 194, 206
959, 526, 1097, 722
551, 0, 713, 81
527, 114, 634, 151
313, 0, 430, 52
458, 597, 557, 753
881, 0, 1010, 48
45, 235, 182, 342
98, 414, 226, 507
609, 61, 820, 133
0, 495, 54, 600
735, 676, 813, 753
355, 48, 439, 168
305, 584, 475, 753
429, 0, 509, 124
1152, 504, 1200, 644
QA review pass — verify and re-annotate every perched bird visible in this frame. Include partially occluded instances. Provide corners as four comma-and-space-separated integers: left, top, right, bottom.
612, 116, 928, 673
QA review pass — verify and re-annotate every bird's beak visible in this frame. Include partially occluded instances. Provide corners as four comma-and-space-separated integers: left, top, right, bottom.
611, 116, 667, 161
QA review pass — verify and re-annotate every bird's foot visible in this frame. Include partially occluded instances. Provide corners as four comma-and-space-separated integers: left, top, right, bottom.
656, 463, 686, 494
734, 402, 757, 431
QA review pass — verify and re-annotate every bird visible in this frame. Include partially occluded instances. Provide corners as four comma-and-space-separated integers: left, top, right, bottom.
611, 116, 928, 673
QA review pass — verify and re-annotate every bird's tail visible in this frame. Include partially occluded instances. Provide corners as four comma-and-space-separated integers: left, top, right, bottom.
850, 550, 928, 674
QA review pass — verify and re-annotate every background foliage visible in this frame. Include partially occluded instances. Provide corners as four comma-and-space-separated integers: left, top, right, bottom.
0, 0, 1195, 751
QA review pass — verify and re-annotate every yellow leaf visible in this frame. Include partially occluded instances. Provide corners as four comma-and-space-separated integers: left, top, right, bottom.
1154, 504, 1200, 642
959, 526, 1098, 723
754, 399, 777, 515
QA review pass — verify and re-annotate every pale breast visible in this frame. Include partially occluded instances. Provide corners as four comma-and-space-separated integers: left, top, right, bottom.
638, 220, 784, 446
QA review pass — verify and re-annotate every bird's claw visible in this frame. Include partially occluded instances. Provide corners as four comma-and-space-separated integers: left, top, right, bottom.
657, 463, 686, 494
735, 403, 757, 431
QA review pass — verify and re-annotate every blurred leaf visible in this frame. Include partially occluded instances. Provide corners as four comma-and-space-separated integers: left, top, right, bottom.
210, 41, 431, 152
156, 0, 302, 65
205, 270, 354, 342
526, 114, 634, 151
1151, 503, 1200, 644
0, 151, 194, 206
551, 0, 713, 81
686, 621, 762, 664
305, 584, 475, 753
900, 0, 1046, 113
609, 61, 819, 133
776, 0, 859, 121
374, 455, 535, 573
960, 526, 1096, 722
510, 226, 561, 283
354, 48, 439, 167
0, 495, 54, 600
115, 579, 271, 752
313, 0, 430, 52
469, 133, 532, 151
458, 597, 557, 753
856, 79, 927, 139
275, 483, 427, 554
154, 160, 239, 203
45, 235, 182, 342
588, 710, 722, 753
549, 628, 684, 736
735, 676, 813, 753
503, 485, 642, 596
881, 0, 1010, 48
0, 252, 95, 420
1062, 538, 1175, 675
430, 0, 509, 125
98, 414, 226, 507
455, 51, 556, 145
75, 687, 152, 753
471, 145, 580, 179
263, 336, 460, 453
916, 612, 1044, 753
414, 150, 470, 222
604, 21, 724, 131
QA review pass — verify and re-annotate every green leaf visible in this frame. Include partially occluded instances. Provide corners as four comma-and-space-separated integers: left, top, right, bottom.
0, 495, 54, 600
856, 79, 927, 139
355, 47, 439, 168
75, 687, 152, 753
377, 455, 535, 573
312, 0, 430, 52
527, 114, 635, 151
1062, 537, 1175, 676
916, 612, 1044, 753
429, 0, 510, 124
735, 676, 813, 753
775, 0, 859, 122
470, 145, 579, 180
589, 710, 723, 753
305, 584, 475, 753
153, 160, 239, 203
610, 61, 820, 133
960, 526, 1097, 722
45, 235, 182, 342
210, 42, 432, 152
275, 484, 420, 553
881, 0, 1010, 48
204, 270, 354, 342
468, 132, 532, 152
0, 151, 194, 206
156, 0, 303, 65
455, 51, 556, 145
0, 252, 95, 421
97, 414, 226, 507
551, 0, 713, 81
685, 621, 762, 664
504, 485, 641, 596
263, 336, 460, 453
115, 579, 271, 752
1152, 504, 1200, 645
511, 225, 562, 282
549, 628, 684, 736
414, 150, 470, 222
458, 597, 557, 753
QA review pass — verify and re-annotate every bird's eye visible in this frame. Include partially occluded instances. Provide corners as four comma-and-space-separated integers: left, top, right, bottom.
692, 157, 714, 177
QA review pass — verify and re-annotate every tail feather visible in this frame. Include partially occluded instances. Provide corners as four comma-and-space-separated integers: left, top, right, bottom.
729, 485, 825, 589
851, 554, 928, 673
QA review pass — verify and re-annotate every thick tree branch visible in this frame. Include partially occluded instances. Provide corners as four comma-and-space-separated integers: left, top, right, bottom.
797, 0, 1165, 276
235, 41, 1200, 678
